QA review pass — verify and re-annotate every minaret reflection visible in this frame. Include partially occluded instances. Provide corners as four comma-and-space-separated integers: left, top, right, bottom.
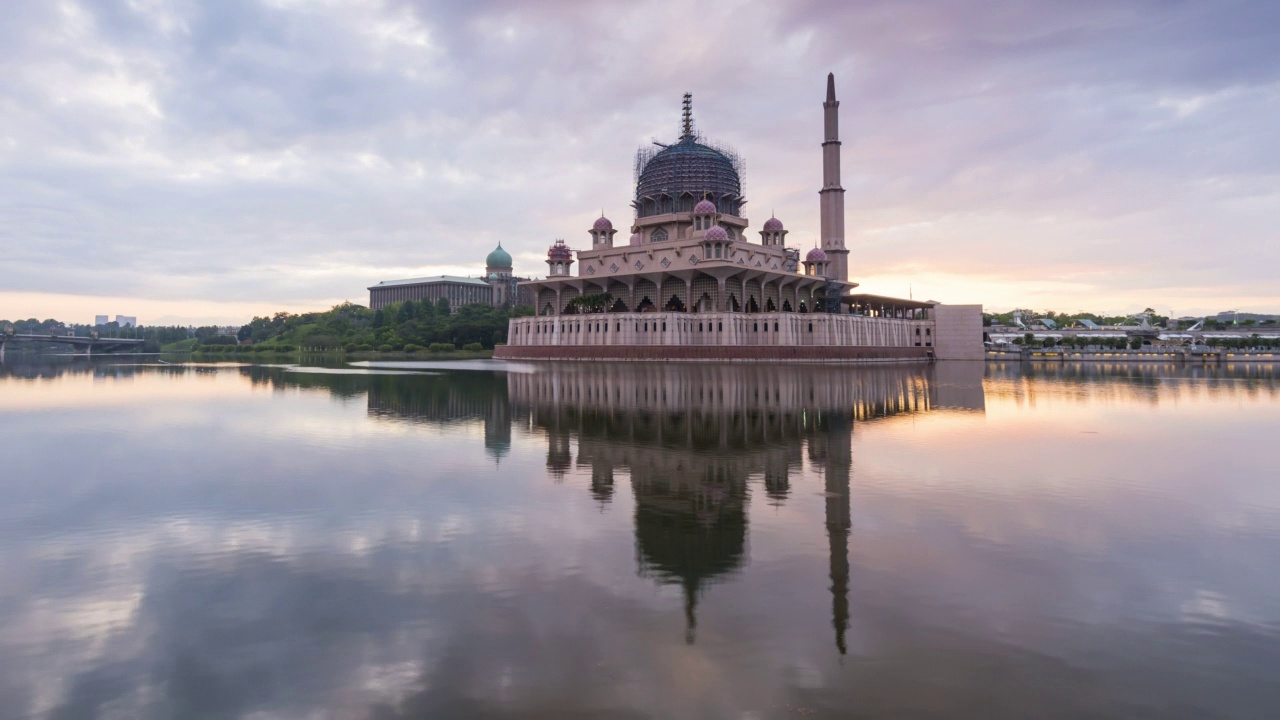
808, 409, 852, 654
510, 363, 985, 650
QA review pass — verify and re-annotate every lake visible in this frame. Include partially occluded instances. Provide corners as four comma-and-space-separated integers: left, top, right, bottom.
1, 358, 1278, 719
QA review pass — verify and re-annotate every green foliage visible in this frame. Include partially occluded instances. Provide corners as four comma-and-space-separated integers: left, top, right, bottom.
233, 301, 523, 351
427, 342, 454, 352
377, 344, 394, 352
199, 335, 237, 346
462, 342, 484, 352
403, 343, 423, 352
565, 293, 612, 314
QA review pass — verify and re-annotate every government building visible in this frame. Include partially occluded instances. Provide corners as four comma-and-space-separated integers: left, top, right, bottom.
368, 243, 532, 312
496, 74, 982, 363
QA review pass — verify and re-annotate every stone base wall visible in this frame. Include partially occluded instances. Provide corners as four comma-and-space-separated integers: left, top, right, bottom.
494, 344, 931, 363
507, 311, 930, 349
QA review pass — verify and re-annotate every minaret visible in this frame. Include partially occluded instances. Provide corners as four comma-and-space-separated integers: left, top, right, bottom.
820, 73, 849, 283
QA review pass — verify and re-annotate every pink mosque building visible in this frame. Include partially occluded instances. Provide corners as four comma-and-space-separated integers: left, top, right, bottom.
495, 74, 982, 363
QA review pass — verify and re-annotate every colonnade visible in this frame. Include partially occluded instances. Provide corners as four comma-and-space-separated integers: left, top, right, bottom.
508, 311, 931, 349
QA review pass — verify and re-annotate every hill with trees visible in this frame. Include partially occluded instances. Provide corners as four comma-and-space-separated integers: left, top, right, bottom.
234, 300, 532, 352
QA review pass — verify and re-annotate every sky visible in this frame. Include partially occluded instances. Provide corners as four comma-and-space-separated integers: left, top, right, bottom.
1, 0, 1278, 326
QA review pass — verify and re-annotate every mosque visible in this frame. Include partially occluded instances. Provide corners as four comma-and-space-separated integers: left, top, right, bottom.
496, 73, 982, 362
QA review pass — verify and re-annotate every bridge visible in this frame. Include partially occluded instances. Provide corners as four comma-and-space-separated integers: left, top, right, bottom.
0, 333, 145, 360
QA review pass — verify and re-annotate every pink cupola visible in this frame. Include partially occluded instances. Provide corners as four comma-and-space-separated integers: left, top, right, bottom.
693, 198, 717, 231
590, 214, 618, 249
802, 246, 829, 277
759, 215, 787, 248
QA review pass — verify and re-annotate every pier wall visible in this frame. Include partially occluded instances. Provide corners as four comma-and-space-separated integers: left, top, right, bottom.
494, 344, 931, 363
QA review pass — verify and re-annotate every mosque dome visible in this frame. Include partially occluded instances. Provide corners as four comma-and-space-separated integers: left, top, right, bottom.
635, 138, 742, 218
763, 217, 783, 231
693, 199, 717, 214
704, 226, 729, 242
806, 247, 827, 263
593, 216, 613, 231
488, 272, 500, 280
630, 232, 641, 245
486, 243, 512, 268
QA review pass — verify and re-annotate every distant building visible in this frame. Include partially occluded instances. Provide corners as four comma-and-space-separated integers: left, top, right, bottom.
368, 244, 533, 312
94, 314, 137, 327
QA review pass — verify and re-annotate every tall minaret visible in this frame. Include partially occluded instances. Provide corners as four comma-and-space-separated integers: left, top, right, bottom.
820, 73, 849, 283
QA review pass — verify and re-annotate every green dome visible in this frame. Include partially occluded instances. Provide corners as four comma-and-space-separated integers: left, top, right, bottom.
486, 243, 512, 268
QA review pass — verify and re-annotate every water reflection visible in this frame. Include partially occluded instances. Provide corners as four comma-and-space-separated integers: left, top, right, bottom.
2, 359, 1279, 718
361, 363, 985, 653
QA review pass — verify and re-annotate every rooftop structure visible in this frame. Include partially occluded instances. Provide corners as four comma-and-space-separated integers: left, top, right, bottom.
368, 244, 533, 312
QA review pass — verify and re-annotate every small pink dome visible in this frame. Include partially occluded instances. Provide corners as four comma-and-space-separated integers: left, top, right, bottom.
704, 226, 729, 242
762, 217, 784, 232
630, 232, 641, 245
693, 199, 717, 214
805, 247, 827, 263
592, 216, 613, 231
548, 239, 573, 261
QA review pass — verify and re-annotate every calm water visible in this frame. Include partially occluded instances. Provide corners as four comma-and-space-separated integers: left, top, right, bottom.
1, 358, 1278, 719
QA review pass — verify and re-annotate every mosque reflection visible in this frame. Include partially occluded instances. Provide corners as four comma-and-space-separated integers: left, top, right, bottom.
367, 362, 985, 652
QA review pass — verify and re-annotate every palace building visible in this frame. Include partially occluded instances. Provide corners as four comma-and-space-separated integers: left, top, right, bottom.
368, 243, 533, 313
495, 74, 982, 362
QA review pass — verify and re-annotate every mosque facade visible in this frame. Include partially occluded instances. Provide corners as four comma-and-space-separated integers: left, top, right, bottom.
496, 74, 982, 362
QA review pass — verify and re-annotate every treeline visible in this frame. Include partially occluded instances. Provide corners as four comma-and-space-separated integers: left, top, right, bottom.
2, 317, 199, 353
5, 299, 533, 355
232, 300, 532, 351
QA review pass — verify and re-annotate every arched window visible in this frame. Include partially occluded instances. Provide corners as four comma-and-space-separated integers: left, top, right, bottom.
715, 245, 722, 258
651, 228, 668, 243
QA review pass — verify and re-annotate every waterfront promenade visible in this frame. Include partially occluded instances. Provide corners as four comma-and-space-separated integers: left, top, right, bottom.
988, 347, 1280, 363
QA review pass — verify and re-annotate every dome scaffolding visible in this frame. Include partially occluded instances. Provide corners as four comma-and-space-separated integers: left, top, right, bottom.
633, 94, 745, 219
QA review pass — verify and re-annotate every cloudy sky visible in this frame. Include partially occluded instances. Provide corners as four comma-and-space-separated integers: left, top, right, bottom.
2, 0, 1278, 325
